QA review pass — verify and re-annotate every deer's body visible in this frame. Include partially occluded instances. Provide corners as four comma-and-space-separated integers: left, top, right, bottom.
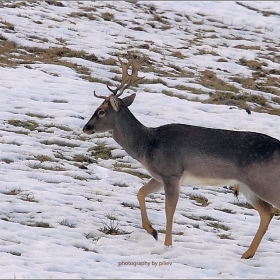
83, 55, 280, 259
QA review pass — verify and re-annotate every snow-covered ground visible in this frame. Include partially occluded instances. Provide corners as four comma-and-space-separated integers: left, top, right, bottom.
1, 1, 280, 278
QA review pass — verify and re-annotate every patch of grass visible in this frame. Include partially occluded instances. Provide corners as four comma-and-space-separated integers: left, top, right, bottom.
51, 99, 68, 103
4, 189, 21, 196
232, 76, 256, 90
0, 41, 100, 73
69, 12, 96, 21
7, 119, 38, 131
30, 221, 52, 228
192, 20, 204, 25
33, 20, 43, 25
56, 37, 66, 44
35, 154, 55, 162
41, 139, 79, 148
234, 44, 261, 50
2, 158, 14, 164
4, 2, 27, 8
8, 251, 21, 256
182, 214, 216, 222
121, 202, 139, 209
101, 57, 118, 66
54, 152, 70, 161
20, 192, 38, 203
160, 25, 172, 31
271, 96, 280, 105
113, 162, 132, 169
28, 163, 66, 171
59, 219, 76, 228
219, 234, 233, 239
82, 6, 97, 12
199, 70, 238, 92
200, 215, 217, 221
99, 211, 125, 235
274, 209, 280, 217
196, 48, 219, 56
113, 182, 130, 188
88, 143, 113, 160
26, 113, 52, 119
162, 90, 186, 100
0, 20, 14, 31
0, 40, 17, 67
45, 1, 64, 7
206, 90, 267, 108
256, 85, 280, 96
73, 175, 87, 181
82, 75, 107, 84
182, 214, 200, 221
257, 107, 280, 116
238, 58, 265, 71
9, 130, 29, 135
138, 77, 167, 86
73, 154, 95, 163
130, 26, 145, 32
4, 141, 21, 146
168, 63, 184, 73
152, 14, 169, 25
117, 169, 151, 179
207, 222, 230, 231
217, 58, 228, 62
189, 194, 209, 207
215, 208, 236, 214
266, 75, 280, 86
101, 12, 114, 21
234, 201, 254, 209
176, 85, 206, 95
158, 229, 184, 236
44, 123, 71, 131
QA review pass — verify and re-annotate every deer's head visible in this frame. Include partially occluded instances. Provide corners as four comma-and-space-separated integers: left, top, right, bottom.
83, 54, 145, 135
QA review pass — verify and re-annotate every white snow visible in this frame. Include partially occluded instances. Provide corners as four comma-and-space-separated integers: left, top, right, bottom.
1, 1, 280, 278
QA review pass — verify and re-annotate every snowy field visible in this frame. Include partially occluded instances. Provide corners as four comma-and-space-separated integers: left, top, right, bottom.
1, 1, 280, 278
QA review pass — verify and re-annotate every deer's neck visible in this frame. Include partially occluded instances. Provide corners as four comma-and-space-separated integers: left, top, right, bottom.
112, 107, 150, 162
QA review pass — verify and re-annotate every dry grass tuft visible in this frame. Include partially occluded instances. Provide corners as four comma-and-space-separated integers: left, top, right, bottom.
199, 70, 238, 92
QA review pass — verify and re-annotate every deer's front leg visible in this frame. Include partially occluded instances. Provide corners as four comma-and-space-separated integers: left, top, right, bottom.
163, 178, 180, 247
137, 178, 163, 240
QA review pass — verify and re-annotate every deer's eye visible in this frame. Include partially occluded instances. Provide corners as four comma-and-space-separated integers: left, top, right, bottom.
98, 110, 106, 117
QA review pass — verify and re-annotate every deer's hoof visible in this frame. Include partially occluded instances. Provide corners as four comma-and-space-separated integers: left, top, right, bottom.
241, 251, 254, 259
151, 229, 158, 240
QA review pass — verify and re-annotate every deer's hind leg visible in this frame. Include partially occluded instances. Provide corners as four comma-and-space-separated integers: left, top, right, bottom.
241, 188, 276, 259
137, 178, 163, 240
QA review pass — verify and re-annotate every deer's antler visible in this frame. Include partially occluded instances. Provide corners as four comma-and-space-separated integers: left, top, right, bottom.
93, 90, 108, 99
107, 55, 146, 97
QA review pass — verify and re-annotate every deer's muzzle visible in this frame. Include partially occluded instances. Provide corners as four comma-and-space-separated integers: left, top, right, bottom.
82, 124, 94, 135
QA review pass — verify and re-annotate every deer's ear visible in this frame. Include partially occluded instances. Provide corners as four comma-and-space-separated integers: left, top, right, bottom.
109, 95, 120, 111
122, 93, 136, 107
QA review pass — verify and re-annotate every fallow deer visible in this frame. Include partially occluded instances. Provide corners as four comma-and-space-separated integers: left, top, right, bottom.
83, 54, 280, 259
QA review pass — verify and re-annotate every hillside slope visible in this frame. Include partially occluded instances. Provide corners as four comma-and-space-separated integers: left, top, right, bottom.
1, 1, 280, 278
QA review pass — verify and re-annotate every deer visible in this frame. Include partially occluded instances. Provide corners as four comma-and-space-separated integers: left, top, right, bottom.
83, 54, 280, 259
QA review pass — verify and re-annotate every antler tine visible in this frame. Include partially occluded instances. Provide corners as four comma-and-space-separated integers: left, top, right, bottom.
106, 55, 145, 98
106, 83, 118, 95
93, 90, 107, 99
115, 56, 146, 97
106, 57, 133, 95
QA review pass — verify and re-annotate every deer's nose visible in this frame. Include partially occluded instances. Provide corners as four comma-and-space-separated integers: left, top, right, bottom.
82, 124, 92, 134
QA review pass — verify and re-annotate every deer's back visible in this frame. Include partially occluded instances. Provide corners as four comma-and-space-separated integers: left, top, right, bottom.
143, 124, 280, 181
